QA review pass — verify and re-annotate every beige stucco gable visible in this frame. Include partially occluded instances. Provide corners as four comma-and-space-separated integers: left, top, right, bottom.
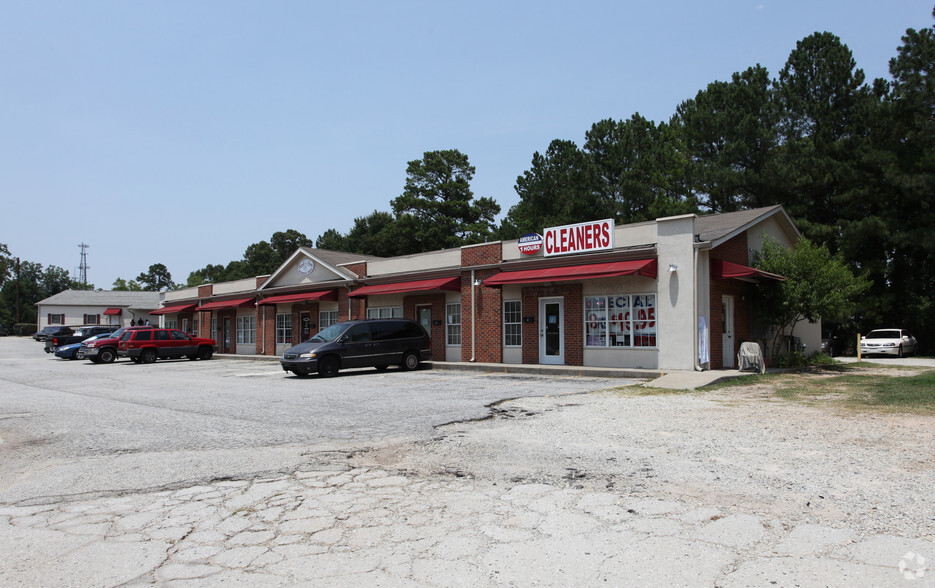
259, 249, 355, 290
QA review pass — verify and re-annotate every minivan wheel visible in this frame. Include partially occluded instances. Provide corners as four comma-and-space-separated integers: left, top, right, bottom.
318, 357, 339, 378
401, 351, 419, 371
140, 349, 157, 364
99, 349, 116, 364
197, 346, 213, 360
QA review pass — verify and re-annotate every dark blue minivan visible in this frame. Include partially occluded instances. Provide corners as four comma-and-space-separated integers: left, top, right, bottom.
280, 319, 432, 377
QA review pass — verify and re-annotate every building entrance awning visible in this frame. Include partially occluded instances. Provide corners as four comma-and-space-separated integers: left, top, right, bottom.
103, 308, 122, 316
198, 298, 256, 311
711, 259, 785, 281
349, 276, 461, 297
150, 303, 198, 315
484, 258, 657, 286
258, 290, 339, 305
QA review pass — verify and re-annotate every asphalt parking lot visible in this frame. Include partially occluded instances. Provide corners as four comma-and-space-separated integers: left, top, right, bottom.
2, 336, 934, 586
0, 337, 630, 504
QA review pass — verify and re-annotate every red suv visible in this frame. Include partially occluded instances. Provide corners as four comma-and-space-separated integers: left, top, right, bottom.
79, 326, 154, 363
117, 328, 217, 364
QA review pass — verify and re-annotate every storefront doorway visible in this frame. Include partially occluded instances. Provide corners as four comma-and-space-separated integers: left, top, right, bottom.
539, 297, 564, 365
722, 295, 735, 368
417, 305, 431, 336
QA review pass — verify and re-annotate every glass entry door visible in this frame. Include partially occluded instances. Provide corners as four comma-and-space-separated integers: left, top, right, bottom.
539, 297, 564, 365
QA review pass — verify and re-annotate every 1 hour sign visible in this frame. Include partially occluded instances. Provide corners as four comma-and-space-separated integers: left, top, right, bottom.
543, 219, 615, 257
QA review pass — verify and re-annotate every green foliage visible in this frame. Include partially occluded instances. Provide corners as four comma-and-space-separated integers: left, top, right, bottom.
0, 253, 80, 326
136, 263, 175, 292
392, 149, 500, 252
674, 65, 780, 213
0, 243, 13, 288
501, 140, 604, 239
754, 237, 871, 362
113, 277, 143, 291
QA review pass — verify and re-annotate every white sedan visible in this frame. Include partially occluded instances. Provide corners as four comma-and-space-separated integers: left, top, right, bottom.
860, 329, 918, 357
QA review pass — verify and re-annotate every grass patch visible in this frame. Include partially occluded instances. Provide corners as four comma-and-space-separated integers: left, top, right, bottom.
776, 370, 935, 413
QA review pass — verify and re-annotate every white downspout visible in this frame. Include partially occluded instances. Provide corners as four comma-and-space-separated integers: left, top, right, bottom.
470, 269, 477, 362
694, 245, 703, 371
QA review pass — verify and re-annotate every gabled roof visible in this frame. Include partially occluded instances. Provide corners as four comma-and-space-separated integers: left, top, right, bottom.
257, 247, 384, 291
36, 290, 163, 308
694, 205, 799, 247
308, 248, 384, 268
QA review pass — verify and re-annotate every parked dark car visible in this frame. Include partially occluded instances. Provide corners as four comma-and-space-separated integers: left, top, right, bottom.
117, 328, 217, 363
44, 325, 120, 353
34, 325, 74, 342
280, 318, 432, 378
0, 323, 8, 336
78, 326, 154, 363
54, 333, 112, 360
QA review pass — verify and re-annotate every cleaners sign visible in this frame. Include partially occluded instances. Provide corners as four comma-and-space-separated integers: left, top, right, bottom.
543, 219, 614, 257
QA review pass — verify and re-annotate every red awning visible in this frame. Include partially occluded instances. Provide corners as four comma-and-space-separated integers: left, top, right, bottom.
484, 259, 657, 286
103, 308, 122, 316
150, 303, 198, 315
349, 276, 461, 297
198, 298, 256, 311
711, 259, 785, 281
258, 290, 338, 305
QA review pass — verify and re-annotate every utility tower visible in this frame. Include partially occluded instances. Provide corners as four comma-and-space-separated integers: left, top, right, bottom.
78, 242, 90, 285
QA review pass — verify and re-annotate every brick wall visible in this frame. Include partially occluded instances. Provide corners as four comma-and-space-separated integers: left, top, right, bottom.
460, 271, 503, 362
198, 284, 213, 298
259, 304, 277, 356
709, 233, 752, 369
404, 293, 447, 362
519, 284, 583, 365
461, 243, 501, 267
291, 302, 321, 345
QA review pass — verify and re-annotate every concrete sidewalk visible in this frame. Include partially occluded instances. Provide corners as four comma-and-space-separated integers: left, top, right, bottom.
216, 353, 752, 390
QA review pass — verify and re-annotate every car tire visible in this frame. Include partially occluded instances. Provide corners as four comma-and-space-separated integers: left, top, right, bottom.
898, 345, 904, 358
375, 365, 389, 372
197, 346, 213, 360
401, 351, 419, 371
292, 370, 311, 378
188, 354, 198, 360
318, 356, 339, 378
140, 349, 157, 364
99, 349, 116, 364
89, 357, 102, 364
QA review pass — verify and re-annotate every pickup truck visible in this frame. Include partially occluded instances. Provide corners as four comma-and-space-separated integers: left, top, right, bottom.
44, 325, 119, 353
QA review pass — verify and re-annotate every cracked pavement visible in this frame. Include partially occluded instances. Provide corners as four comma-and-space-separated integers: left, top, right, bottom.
1, 337, 933, 586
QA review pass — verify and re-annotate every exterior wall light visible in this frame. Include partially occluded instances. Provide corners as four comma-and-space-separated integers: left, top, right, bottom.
668, 264, 678, 273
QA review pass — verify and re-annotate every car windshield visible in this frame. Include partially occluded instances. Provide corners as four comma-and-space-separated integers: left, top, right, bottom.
866, 330, 901, 339
307, 322, 351, 343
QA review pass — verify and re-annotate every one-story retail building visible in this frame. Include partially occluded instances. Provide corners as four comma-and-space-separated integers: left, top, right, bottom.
149, 205, 815, 370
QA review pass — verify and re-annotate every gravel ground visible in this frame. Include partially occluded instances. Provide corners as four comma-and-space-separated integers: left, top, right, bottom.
361, 369, 935, 542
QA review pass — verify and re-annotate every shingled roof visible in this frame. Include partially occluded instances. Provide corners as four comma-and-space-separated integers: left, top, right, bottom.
694, 205, 798, 246
36, 290, 162, 309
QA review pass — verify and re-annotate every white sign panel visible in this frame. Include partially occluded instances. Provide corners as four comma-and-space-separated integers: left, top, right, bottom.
543, 219, 615, 257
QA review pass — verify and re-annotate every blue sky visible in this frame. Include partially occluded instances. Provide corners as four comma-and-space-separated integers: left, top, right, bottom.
2, 1, 932, 289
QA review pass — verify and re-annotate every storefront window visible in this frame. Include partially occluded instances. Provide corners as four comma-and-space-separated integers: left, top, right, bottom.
366, 306, 403, 319
585, 294, 656, 348
276, 313, 292, 344
585, 297, 607, 346
446, 303, 462, 346
237, 315, 256, 344
504, 300, 522, 347
320, 310, 338, 329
